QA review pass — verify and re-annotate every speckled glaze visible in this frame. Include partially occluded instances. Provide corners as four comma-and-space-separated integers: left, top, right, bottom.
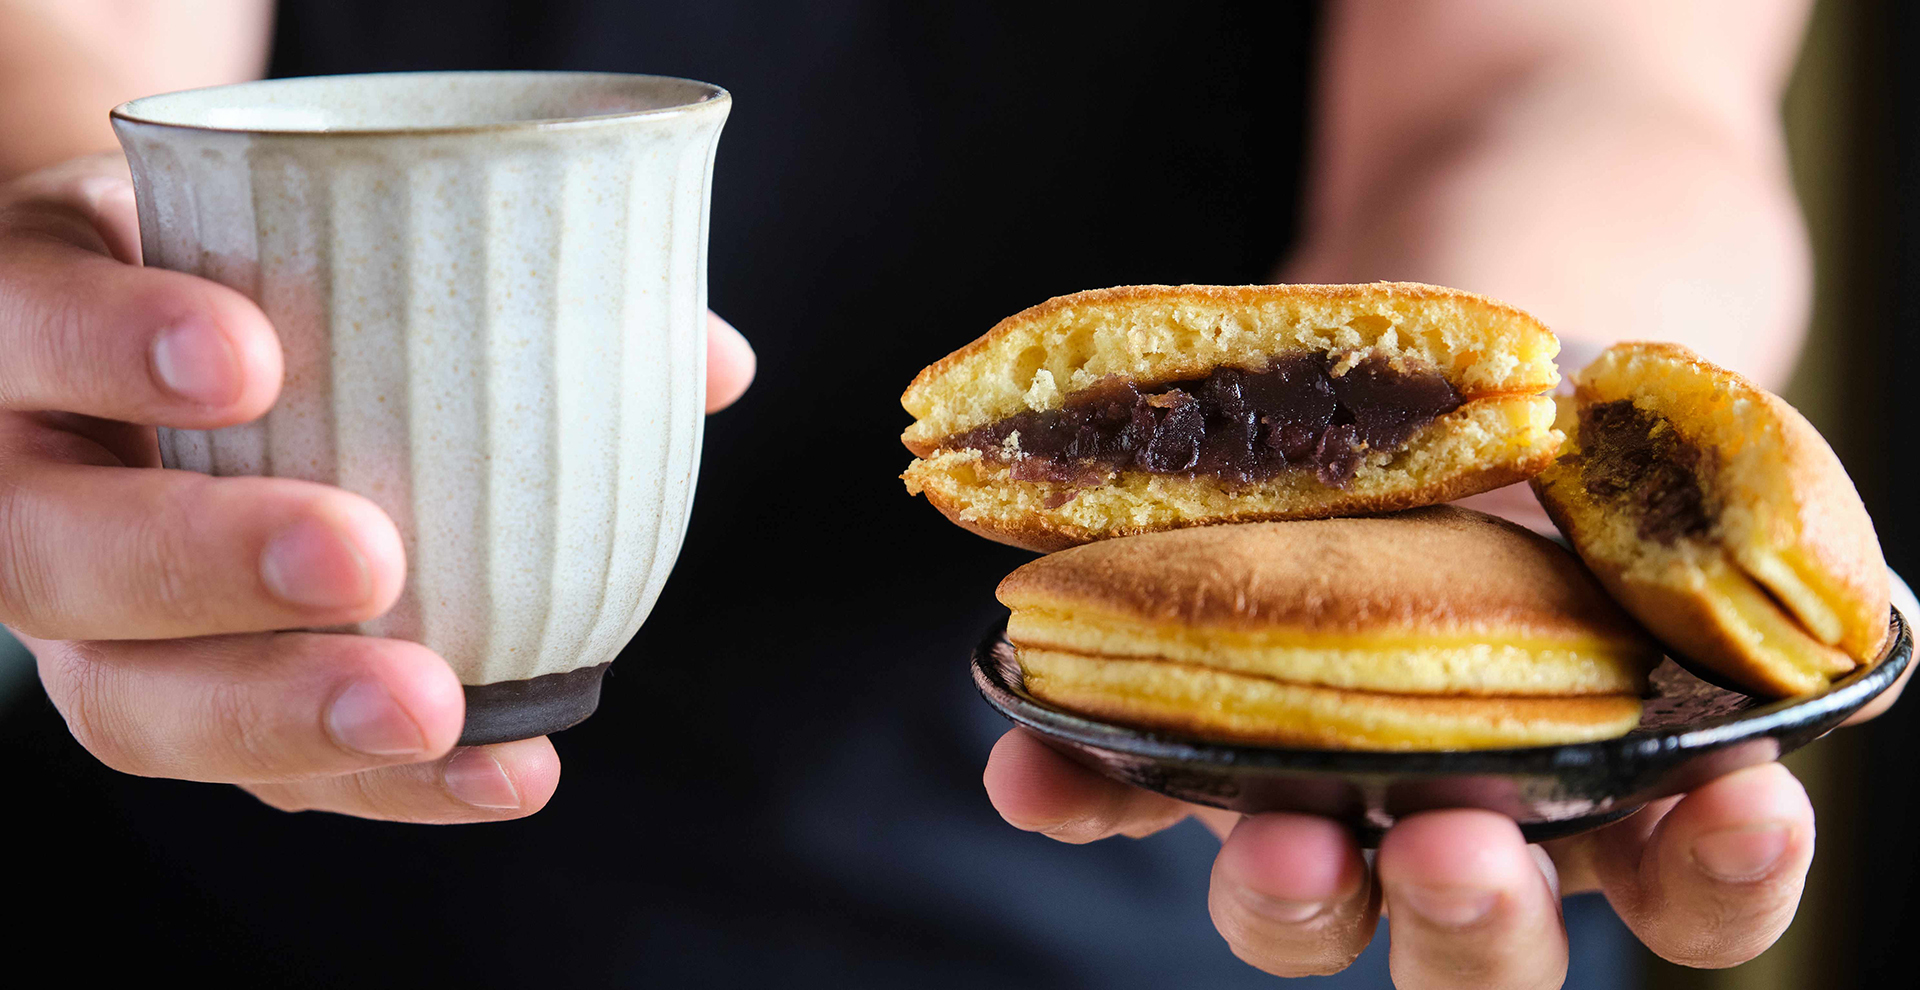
113, 73, 729, 740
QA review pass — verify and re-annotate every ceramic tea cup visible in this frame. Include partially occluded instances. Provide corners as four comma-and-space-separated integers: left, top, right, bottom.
112, 71, 730, 744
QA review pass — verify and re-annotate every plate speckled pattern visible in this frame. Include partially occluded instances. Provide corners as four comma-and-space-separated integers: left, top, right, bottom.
973, 610, 1910, 845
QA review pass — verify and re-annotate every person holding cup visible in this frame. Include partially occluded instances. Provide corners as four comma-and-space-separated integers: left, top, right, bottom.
1, 1, 1902, 987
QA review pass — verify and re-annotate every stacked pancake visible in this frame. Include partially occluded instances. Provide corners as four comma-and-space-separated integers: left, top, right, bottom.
902, 285, 1889, 749
997, 509, 1658, 749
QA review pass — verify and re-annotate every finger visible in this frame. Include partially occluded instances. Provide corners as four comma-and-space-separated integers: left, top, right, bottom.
0, 459, 404, 640
1846, 650, 1912, 724
24, 632, 463, 784
1542, 795, 1682, 897
1843, 570, 1917, 725
1449, 482, 1555, 536
245, 737, 562, 824
983, 728, 1200, 842
1580, 762, 1814, 968
1377, 810, 1567, 990
705, 311, 755, 413
0, 152, 143, 264
0, 184, 281, 425
1207, 814, 1378, 977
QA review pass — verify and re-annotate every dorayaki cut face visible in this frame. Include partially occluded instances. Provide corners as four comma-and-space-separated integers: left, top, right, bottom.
995, 507, 1662, 750
902, 283, 1564, 551
1531, 342, 1891, 698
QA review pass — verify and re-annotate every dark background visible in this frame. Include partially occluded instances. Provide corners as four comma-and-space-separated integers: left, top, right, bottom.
1817, 0, 1920, 988
3, 1, 1911, 987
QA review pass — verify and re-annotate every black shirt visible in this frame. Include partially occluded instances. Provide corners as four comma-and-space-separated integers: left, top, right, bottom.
11, 2, 1637, 985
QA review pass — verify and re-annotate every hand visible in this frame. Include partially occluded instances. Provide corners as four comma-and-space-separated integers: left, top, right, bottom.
984, 478, 1909, 984
0, 153, 755, 822
987, 731, 1827, 986
1451, 482, 1556, 537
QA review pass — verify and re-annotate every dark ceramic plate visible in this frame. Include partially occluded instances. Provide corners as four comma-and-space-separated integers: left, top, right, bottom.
973, 609, 1911, 845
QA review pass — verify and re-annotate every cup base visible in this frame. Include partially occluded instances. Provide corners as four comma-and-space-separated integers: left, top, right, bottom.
459, 663, 611, 746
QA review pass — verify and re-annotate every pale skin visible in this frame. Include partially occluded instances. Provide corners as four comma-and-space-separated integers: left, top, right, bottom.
0, 1, 1900, 987
0, 0, 757, 822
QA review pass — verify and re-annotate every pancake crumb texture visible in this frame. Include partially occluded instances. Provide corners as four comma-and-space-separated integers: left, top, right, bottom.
902, 283, 1560, 446
907, 393, 1559, 552
1532, 342, 1889, 698
901, 285, 1564, 550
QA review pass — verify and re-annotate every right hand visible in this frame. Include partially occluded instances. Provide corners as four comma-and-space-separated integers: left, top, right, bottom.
987, 730, 1822, 988
0, 153, 753, 821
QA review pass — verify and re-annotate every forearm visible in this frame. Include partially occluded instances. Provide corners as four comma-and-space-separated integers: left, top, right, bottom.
1291, 0, 1813, 391
1287, 83, 1808, 389
0, 0, 274, 181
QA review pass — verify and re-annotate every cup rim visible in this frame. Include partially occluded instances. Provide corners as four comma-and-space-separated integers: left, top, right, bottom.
110, 70, 730, 138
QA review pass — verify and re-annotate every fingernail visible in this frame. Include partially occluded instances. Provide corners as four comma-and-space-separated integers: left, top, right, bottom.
1529, 844, 1563, 901
1692, 823, 1791, 882
1241, 892, 1328, 924
261, 516, 372, 609
1396, 884, 1499, 927
326, 679, 426, 756
151, 317, 241, 406
444, 748, 521, 809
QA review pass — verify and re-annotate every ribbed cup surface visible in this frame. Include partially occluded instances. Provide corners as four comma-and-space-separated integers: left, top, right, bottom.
114, 75, 727, 685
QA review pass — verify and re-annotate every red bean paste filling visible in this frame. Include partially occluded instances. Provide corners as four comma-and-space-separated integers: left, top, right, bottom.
951, 353, 1462, 490
1577, 400, 1715, 545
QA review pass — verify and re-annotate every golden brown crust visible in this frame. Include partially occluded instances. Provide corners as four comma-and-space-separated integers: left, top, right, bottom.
899, 282, 1561, 450
1595, 555, 1841, 693
931, 450, 1552, 553
1532, 341, 1890, 697
1020, 649, 1643, 750
903, 282, 1554, 404
999, 506, 1655, 748
997, 506, 1651, 643
1759, 387, 1890, 658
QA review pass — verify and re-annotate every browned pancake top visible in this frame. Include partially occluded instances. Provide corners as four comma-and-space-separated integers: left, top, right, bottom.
997, 507, 1649, 642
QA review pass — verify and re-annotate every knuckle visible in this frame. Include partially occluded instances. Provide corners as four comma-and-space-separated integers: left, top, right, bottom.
131, 475, 216, 625
0, 256, 90, 409
0, 462, 68, 636
0, 435, 150, 638
0, 473, 38, 628
42, 643, 145, 775
346, 768, 422, 821
199, 675, 286, 780
250, 764, 438, 824
327, 765, 431, 823
242, 782, 316, 815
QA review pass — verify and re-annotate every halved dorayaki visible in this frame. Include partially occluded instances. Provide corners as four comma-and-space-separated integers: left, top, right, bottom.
997, 507, 1661, 749
1531, 342, 1890, 698
902, 283, 1563, 551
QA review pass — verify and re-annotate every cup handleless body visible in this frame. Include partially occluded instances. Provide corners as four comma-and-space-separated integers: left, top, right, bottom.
113, 72, 730, 743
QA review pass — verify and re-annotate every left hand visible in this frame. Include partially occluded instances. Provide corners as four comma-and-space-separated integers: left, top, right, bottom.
986, 730, 1819, 985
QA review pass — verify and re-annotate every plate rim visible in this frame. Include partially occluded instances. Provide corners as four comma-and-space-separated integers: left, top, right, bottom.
972, 608, 1912, 775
